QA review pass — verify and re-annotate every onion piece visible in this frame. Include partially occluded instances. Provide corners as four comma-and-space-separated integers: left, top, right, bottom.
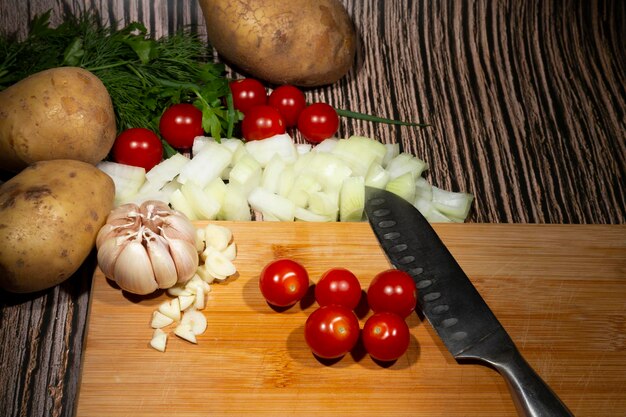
244, 133, 298, 166
248, 187, 296, 222
339, 176, 365, 222
178, 141, 233, 187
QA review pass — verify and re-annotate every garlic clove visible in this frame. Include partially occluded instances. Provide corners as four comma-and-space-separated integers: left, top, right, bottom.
161, 213, 198, 243
194, 286, 206, 310
165, 236, 199, 284
205, 248, 237, 279
150, 328, 168, 352
185, 274, 211, 294
158, 298, 181, 322
113, 241, 158, 295
181, 310, 207, 335
151, 310, 174, 329
222, 242, 237, 261
178, 294, 196, 311
196, 264, 216, 284
145, 234, 178, 289
167, 283, 193, 297
174, 323, 197, 343
195, 228, 206, 252
203, 223, 232, 251
97, 236, 127, 279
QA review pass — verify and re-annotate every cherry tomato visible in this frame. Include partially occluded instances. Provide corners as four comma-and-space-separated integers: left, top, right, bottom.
362, 312, 411, 362
367, 269, 417, 318
314, 268, 362, 310
259, 259, 309, 307
229, 78, 268, 114
304, 305, 360, 359
111, 128, 163, 171
268, 85, 306, 127
158, 103, 204, 150
297, 102, 340, 144
241, 105, 286, 141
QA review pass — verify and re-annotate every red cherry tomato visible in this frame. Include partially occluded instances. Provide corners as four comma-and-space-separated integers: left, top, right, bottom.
304, 305, 360, 359
229, 78, 268, 114
367, 269, 417, 319
242, 105, 286, 141
112, 128, 163, 171
158, 103, 204, 150
268, 85, 306, 127
362, 312, 411, 362
314, 268, 362, 310
297, 102, 340, 144
259, 259, 309, 307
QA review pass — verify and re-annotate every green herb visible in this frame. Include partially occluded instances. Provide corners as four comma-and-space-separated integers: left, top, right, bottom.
0, 10, 239, 155
335, 108, 430, 127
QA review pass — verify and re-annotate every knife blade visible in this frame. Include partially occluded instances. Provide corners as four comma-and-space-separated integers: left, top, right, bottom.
364, 186, 573, 417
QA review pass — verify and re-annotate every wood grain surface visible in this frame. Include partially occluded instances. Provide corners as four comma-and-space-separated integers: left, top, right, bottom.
76, 222, 626, 417
0, 1, 624, 416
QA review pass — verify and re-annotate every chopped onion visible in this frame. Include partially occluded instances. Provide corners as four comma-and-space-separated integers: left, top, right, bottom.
261, 155, 288, 194
107, 132, 474, 223
385, 172, 416, 203
339, 176, 365, 222
248, 187, 296, 221
97, 161, 145, 205
386, 152, 428, 180
228, 154, 262, 197
180, 181, 220, 220
178, 141, 233, 188
244, 133, 298, 167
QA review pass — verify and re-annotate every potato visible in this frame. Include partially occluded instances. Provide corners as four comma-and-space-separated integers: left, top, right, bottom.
0, 159, 115, 293
0, 67, 116, 173
199, 0, 356, 87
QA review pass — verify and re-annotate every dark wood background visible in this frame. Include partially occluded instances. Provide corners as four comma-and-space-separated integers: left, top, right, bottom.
0, 1, 624, 416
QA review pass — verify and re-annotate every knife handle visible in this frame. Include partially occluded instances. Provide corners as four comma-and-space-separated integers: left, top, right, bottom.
458, 331, 574, 417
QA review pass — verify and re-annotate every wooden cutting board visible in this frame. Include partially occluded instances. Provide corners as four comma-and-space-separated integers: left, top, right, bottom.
76, 223, 626, 417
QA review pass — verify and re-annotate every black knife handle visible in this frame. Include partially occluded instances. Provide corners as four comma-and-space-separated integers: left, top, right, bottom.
458, 330, 574, 417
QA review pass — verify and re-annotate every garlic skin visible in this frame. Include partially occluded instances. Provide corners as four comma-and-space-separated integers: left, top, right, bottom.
96, 200, 199, 295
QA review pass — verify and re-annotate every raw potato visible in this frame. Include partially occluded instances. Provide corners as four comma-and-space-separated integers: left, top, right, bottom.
199, 0, 356, 86
0, 159, 115, 293
0, 67, 116, 172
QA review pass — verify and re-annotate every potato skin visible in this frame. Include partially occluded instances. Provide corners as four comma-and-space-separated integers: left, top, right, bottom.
0, 160, 115, 293
200, 0, 356, 87
0, 67, 116, 173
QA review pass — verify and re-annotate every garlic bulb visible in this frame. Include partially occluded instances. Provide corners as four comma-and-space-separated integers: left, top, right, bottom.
96, 200, 199, 294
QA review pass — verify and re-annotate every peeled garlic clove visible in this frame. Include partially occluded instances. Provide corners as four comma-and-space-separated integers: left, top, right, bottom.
158, 298, 181, 322
145, 234, 178, 289
194, 286, 206, 310
114, 241, 158, 295
167, 283, 193, 297
222, 242, 237, 261
150, 328, 168, 352
196, 264, 216, 284
174, 323, 197, 343
151, 311, 174, 329
178, 294, 196, 311
185, 274, 210, 294
195, 228, 206, 252
181, 310, 207, 335
205, 248, 237, 278
203, 224, 232, 251
165, 236, 199, 284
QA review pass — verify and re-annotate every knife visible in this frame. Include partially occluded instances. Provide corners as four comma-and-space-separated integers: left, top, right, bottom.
363, 186, 574, 417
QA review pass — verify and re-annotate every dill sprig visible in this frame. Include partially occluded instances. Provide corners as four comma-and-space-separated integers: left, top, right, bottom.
0, 10, 238, 155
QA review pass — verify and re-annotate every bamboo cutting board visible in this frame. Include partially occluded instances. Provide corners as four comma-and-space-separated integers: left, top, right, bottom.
76, 223, 626, 417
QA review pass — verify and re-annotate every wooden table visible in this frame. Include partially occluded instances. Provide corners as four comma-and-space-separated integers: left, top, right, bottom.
0, 1, 624, 416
